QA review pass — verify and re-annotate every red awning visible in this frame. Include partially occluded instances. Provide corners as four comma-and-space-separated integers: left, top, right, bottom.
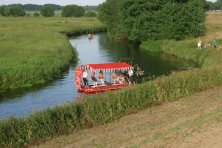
86, 62, 132, 71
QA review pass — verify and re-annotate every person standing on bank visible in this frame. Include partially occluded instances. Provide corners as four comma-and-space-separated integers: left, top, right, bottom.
197, 38, 202, 49
214, 39, 217, 49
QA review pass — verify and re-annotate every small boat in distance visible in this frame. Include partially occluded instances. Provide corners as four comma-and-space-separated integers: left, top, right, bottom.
74, 62, 143, 94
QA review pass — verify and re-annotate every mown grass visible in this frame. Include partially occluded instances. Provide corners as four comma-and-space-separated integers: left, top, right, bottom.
1, 13, 222, 147
0, 16, 106, 91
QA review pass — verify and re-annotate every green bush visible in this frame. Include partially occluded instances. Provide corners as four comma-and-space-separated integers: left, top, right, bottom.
84, 11, 97, 17
33, 12, 40, 17
0, 6, 26, 17
62, 5, 85, 17
40, 5, 55, 17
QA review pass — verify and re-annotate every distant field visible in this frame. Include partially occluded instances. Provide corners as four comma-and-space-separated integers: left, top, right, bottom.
0, 16, 105, 91
25, 10, 63, 17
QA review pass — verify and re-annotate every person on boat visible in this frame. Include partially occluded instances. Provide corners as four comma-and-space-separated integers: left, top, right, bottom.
88, 33, 93, 40
91, 71, 97, 87
82, 69, 89, 86
119, 73, 127, 84
128, 68, 134, 84
111, 70, 118, 84
98, 70, 105, 85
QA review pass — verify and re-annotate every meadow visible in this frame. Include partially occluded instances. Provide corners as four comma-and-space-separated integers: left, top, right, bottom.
1, 13, 222, 147
0, 15, 106, 91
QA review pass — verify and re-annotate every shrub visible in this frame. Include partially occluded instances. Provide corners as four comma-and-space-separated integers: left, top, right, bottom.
40, 5, 55, 17
62, 5, 85, 17
33, 12, 40, 17
84, 11, 97, 17
0, 6, 26, 17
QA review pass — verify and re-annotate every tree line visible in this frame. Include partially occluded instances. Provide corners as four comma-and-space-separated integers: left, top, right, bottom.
98, 0, 206, 41
0, 4, 97, 17
205, 0, 222, 10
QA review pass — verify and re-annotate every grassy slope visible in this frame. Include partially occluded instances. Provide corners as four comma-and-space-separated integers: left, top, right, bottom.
32, 13, 222, 147
34, 85, 222, 148
0, 16, 105, 91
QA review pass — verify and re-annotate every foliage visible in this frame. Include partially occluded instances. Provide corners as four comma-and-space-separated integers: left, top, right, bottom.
33, 12, 40, 17
205, 0, 222, 10
0, 5, 25, 17
98, 0, 206, 41
84, 11, 97, 17
83, 5, 98, 11
40, 5, 55, 17
62, 5, 85, 17
0, 7, 4, 15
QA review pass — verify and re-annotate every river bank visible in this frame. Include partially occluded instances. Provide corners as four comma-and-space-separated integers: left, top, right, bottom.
0, 17, 106, 92
33, 84, 222, 148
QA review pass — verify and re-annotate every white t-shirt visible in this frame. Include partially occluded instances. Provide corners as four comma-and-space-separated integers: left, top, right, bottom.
128, 69, 133, 76
83, 71, 88, 78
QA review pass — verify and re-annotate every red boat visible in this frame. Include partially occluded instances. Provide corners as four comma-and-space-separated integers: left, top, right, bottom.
74, 62, 134, 94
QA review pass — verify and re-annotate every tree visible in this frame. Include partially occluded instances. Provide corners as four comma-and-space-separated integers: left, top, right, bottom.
98, 0, 206, 41
0, 7, 5, 16
40, 5, 55, 17
62, 5, 85, 17
0, 6, 25, 16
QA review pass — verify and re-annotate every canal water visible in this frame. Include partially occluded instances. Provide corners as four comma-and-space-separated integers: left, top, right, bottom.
0, 33, 195, 119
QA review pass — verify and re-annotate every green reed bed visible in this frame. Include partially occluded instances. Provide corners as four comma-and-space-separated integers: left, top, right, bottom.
1, 65, 222, 147
0, 17, 106, 91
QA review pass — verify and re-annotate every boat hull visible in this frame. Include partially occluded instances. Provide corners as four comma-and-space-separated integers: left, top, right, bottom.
77, 84, 129, 94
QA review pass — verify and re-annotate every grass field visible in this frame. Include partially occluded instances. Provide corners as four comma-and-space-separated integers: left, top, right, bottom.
0, 16, 105, 91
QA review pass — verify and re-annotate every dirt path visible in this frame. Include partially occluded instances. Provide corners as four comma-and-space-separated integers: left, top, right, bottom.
32, 85, 222, 148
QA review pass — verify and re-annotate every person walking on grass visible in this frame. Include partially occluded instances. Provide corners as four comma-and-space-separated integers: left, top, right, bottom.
197, 38, 202, 49
214, 39, 217, 49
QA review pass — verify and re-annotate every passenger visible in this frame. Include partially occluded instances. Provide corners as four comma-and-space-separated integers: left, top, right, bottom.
119, 74, 126, 84
111, 70, 118, 84
98, 70, 105, 85
128, 68, 134, 85
82, 69, 89, 86
91, 71, 97, 87
88, 33, 93, 40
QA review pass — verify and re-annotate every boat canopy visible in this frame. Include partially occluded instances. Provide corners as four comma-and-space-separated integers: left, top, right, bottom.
86, 62, 132, 71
